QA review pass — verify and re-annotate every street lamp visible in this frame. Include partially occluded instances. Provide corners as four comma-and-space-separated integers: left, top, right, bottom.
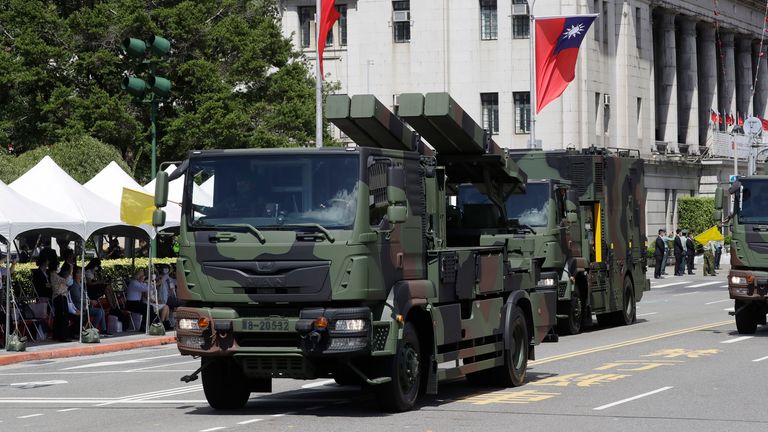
120, 35, 172, 180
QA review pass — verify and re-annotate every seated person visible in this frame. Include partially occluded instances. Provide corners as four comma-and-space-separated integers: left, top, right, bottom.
106, 239, 124, 259
70, 268, 109, 336
126, 268, 157, 332
84, 258, 107, 299
148, 273, 171, 330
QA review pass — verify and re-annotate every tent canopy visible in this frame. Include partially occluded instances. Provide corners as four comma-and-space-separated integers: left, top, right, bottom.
0, 180, 83, 240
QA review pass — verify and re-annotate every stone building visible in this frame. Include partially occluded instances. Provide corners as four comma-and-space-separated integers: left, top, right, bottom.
278, 0, 768, 234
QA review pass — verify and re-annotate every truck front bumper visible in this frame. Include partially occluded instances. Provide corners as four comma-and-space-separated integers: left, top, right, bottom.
728, 270, 768, 301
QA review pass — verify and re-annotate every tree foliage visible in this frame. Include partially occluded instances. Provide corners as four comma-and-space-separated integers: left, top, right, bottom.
0, 135, 131, 184
0, 0, 323, 181
678, 197, 715, 237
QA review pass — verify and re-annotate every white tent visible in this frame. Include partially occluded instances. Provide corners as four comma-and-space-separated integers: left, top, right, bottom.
0, 180, 83, 241
10, 156, 148, 239
84, 161, 181, 231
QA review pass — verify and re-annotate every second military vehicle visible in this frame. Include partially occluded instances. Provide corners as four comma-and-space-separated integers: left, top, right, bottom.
716, 176, 768, 334
154, 93, 556, 412
506, 148, 650, 334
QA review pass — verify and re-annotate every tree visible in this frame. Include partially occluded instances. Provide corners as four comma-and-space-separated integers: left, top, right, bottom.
0, 0, 325, 182
678, 197, 716, 239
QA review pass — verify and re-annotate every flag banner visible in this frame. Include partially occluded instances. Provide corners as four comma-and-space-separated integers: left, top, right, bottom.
759, 116, 768, 131
317, 0, 340, 78
120, 187, 154, 225
535, 14, 597, 113
694, 226, 724, 244
726, 113, 735, 126
710, 109, 719, 124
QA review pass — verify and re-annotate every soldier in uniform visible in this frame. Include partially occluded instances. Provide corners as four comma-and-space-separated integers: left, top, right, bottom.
702, 240, 716, 276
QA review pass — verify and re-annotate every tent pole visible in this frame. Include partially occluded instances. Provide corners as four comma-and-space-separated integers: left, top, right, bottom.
5, 237, 10, 349
146, 234, 152, 335
79, 239, 85, 343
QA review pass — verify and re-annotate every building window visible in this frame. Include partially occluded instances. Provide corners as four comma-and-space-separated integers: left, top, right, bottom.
393, 1, 411, 43
480, 0, 498, 40
603, 94, 611, 134
636, 97, 642, 139
338, 5, 347, 46
299, 6, 313, 48
511, 0, 529, 39
595, 92, 602, 133
635, 7, 641, 49
513, 92, 531, 134
481, 93, 499, 134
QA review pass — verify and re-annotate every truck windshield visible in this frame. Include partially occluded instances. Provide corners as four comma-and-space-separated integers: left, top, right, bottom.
186, 154, 360, 229
740, 179, 768, 224
457, 183, 550, 227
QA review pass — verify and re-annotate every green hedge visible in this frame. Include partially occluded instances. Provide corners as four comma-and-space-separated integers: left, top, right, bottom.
11, 258, 176, 298
678, 197, 715, 238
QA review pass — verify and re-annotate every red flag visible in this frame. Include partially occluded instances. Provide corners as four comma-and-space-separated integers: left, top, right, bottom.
710, 109, 719, 124
317, 0, 340, 78
726, 113, 735, 126
738, 114, 744, 127
760, 117, 768, 131
535, 15, 597, 113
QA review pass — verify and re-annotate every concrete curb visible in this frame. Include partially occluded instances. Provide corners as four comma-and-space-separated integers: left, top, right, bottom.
0, 335, 177, 366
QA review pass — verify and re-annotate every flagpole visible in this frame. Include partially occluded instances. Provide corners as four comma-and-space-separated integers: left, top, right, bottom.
315, 0, 323, 148
529, 0, 536, 149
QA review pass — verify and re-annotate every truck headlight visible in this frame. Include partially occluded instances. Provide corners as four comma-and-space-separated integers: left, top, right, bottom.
178, 318, 209, 330
731, 276, 747, 285
334, 319, 367, 332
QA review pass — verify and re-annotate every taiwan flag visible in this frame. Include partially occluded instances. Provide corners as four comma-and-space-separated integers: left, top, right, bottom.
535, 15, 597, 113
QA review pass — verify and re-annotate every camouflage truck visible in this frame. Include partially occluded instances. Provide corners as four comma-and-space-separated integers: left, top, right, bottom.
505, 147, 650, 334
152, 93, 556, 412
716, 176, 768, 334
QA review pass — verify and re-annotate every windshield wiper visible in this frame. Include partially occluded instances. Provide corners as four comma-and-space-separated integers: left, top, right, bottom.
197, 223, 266, 244
265, 223, 336, 243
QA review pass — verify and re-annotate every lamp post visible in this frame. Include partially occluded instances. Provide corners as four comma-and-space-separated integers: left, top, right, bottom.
121, 36, 172, 266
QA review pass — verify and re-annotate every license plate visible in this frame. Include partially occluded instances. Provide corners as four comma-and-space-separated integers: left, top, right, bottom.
242, 318, 291, 332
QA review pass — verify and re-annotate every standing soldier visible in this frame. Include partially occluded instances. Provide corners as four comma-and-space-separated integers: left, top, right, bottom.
654, 229, 666, 279
702, 240, 716, 276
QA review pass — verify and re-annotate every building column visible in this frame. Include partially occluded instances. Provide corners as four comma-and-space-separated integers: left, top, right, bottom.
753, 41, 768, 119
717, 31, 736, 130
676, 17, 698, 151
697, 22, 718, 147
653, 10, 678, 144
736, 37, 754, 118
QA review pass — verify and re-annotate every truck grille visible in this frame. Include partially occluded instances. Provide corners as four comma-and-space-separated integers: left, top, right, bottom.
240, 356, 306, 378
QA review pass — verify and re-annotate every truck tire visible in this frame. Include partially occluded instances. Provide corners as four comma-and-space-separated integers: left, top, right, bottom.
557, 286, 583, 335
374, 321, 422, 412
465, 304, 529, 387
201, 358, 251, 410
597, 277, 636, 327
735, 300, 758, 334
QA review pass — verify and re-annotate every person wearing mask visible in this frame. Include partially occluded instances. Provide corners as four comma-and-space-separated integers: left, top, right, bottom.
84, 258, 107, 300
32, 255, 51, 299
126, 268, 157, 332
654, 229, 666, 279
51, 262, 72, 342
686, 232, 696, 275
70, 268, 109, 336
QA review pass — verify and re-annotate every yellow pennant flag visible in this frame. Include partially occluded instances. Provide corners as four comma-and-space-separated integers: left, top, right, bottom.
694, 226, 725, 244
120, 187, 154, 225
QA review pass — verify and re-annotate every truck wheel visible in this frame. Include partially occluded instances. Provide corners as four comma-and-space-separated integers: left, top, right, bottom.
494, 304, 529, 387
202, 358, 251, 410
735, 300, 758, 335
374, 321, 421, 412
557, 287, 583, 335
618, 276, 636, 326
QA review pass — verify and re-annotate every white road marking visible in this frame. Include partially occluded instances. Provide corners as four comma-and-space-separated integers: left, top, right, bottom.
720, 285, 729, 288
752, 355, 768, 362
0, 398, 207, 404
61, 354, 179, 370
705, 299, 730, 305
200, 427, 226, 432
301, 379, 336, 389
637, 312, 658, 317
57, 408, 80, 412
10, 380, 68, 387
651, 281, 688, 288
17, 413, 44, 419
96, 385, 203, 406
237, 419, 263, 425
722, 336, 754, 344
272, 413, 291, 417
686, 281, 724, 288
724, 307, 735, 312
673, 291, 699, 296
124, 360, 198, 372
593, 386, 673, 411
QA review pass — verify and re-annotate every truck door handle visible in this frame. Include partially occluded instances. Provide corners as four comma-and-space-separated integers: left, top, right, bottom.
209, 234, 236, 243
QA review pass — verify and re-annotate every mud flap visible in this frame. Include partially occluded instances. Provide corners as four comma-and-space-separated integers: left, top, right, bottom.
426, 353, 438, 395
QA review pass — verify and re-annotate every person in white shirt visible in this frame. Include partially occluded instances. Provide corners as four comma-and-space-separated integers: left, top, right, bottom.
126, 268, 157, 332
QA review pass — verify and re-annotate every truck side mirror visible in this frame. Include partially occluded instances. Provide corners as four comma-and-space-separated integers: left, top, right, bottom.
386, 166, 406, 204
152, 209, 166, 227
155, 171, 169, 208
714, 186, 723, 210
712, 210, 723, 223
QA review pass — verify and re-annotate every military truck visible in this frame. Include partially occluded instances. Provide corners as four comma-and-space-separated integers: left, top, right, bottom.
153, 93, 556, 412
504, 148, 650, 334
716, 176, 768, 334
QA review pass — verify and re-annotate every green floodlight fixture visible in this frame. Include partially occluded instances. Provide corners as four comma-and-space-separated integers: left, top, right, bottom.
148, 75, 172, 98
148, 35, 171, 56
121, 76, 147, 98
122, 37, 147, 58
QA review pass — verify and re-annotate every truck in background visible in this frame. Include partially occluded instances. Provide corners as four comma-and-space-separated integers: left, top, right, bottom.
153, 92, 557, 412
717, 176, 768, 334
505, 148, 650, 334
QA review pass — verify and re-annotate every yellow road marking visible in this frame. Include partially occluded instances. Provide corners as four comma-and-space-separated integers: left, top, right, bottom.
530, 320, 732, 366
463, 389, 560, 405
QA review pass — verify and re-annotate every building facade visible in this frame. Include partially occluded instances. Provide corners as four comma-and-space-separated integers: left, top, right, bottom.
279, 0, 768, 234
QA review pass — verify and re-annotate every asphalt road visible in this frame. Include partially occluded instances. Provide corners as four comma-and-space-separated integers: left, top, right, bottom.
0, 271, 766, 432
